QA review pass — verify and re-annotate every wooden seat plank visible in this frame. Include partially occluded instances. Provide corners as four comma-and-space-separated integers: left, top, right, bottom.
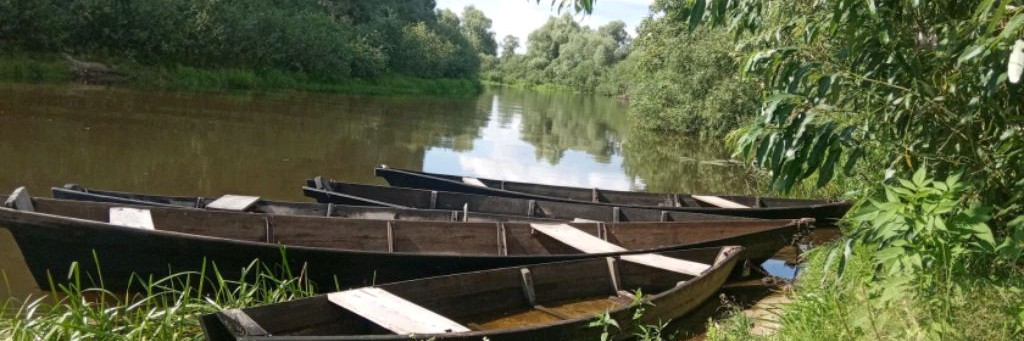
328, 287, 470, 335
691, 195, 749, 209
109, 207, 155, 230
530, 224, 709, 276
462, 177, 488, 187
529, 224, 625, 254
206, 195, 261, 211
619, 254, 709, 277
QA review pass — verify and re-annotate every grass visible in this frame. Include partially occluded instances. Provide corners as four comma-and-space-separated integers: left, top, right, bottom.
705, 237, 1024, 340
0, 251, 316, 340
0, 52, 482, 97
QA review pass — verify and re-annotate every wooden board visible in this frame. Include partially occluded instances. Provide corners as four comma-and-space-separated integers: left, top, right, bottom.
530, 223, 709, 276
328, 287, 470, 335
691, 195, 749, 209
529, 223, 625, 254
619, 254, 709, 276
4, 187, 34, 212
462, 177, 488, 187
109, 207, 155, 230
206, 195, 260, 211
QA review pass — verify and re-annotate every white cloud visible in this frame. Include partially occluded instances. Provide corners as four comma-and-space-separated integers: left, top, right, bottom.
436, 0, 654, 54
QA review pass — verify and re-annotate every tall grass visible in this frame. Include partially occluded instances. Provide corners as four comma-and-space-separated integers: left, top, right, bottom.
0, 251, 316, 340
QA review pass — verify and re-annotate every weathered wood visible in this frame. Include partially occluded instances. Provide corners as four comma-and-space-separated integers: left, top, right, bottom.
530, 223, 626, 254
534, 305, 571, 319
5, 194, 798, 296
206, 195, 260, 211
219, 308, 268, 336
520, 268, 536, 306
327, 287, 470, 334
197, 246, 744, 341
462, 177, 487, 187
496, 223, 508, 256
691, 195, 750, 209
530, 224, 709, 276
372, 166, 852, 224
5, 187, 34, 212
109, 207, 154, 230
606, 257, 621, 292
619, 253, 709, 276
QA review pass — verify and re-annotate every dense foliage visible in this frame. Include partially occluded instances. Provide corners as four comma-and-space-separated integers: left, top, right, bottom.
486, 14, 632, 94
636, 0, 1024, 337
0, 0, 497, 81
627, 14, 758, 136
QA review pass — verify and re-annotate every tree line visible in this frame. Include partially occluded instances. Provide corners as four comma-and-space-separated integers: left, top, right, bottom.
0, 0, 499, 81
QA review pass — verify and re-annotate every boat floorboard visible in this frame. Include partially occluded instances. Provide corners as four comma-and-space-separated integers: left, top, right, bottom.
469, 296, 630, 330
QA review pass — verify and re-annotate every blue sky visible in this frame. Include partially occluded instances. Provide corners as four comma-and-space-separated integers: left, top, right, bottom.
436, 0, 654, 53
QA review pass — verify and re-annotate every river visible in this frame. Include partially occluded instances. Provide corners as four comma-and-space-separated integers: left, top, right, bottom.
0, 83, 755, 200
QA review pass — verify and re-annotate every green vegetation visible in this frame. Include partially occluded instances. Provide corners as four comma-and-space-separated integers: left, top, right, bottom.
1, 256, 315, 340
0, 0, 501, 95
486, 14, 632, 95
618, 0, 1024, 338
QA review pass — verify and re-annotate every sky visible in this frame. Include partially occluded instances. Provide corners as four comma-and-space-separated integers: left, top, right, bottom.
435, 0, 654, 54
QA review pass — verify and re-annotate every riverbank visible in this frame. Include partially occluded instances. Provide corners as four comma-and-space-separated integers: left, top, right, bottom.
0, 53, 482, 97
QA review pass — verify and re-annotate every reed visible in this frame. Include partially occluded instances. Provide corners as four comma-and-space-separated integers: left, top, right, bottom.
0, 250, 316, 340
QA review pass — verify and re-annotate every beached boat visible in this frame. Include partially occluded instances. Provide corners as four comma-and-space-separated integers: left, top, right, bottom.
374, 165, 852, 223
200, 246, 742, 340
52, 184, 559, 223
0, 188, 803, 293
304, 179, 762, 223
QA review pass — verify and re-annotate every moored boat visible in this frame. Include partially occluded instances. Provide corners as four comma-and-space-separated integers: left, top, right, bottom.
0, 188, 805, 293
200, 246, 742, 340
305, 178, 763, 223
373, 165, 852, 223
52, 184, 560, 223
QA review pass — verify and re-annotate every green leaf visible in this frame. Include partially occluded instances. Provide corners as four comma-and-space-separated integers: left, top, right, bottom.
689, 0, 706, 31
912, 166, 927, 186
958, 45, 985, 64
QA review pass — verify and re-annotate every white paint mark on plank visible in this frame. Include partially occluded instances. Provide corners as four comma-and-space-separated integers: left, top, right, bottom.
572, 218, 601, 223
328, 287, 470, 335
691, 195, 749, 208
462, 177, 487, 187
109, 207, 154, 230
206, 195, 260, 211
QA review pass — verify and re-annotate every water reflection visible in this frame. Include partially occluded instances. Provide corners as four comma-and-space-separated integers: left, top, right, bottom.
0, 83, 754, 200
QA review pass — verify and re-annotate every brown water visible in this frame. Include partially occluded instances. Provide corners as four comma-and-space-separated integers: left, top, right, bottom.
0, 83, 755, 200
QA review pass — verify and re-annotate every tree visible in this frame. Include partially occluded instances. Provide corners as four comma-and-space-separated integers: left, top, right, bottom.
460, 6, 497, 56
500, 35, 520, 58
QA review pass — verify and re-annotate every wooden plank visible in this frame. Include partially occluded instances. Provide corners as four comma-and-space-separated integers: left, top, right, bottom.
109, 207, 155, 230
462, 177, 488, 187
572, 218, 601, 223
4, 186, 34, 212
219, 308, 268, 336
691, 195, 749, 209
606, 257, 621, 292
206, 195, 261, 211
529, 223, 625, 254
619, 253, 709, 277
327, 287, 470, 335
520, 268, 536, 306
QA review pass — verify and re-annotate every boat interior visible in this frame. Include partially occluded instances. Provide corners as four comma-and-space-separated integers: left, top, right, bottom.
205, 246, 735, 338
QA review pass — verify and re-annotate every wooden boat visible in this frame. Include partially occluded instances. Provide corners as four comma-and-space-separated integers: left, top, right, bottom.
306, 178, 765, 223
200, 246, 741, 341
0, 188, 804, 293
373, 165, 852, 223
52, 184, 560, 223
